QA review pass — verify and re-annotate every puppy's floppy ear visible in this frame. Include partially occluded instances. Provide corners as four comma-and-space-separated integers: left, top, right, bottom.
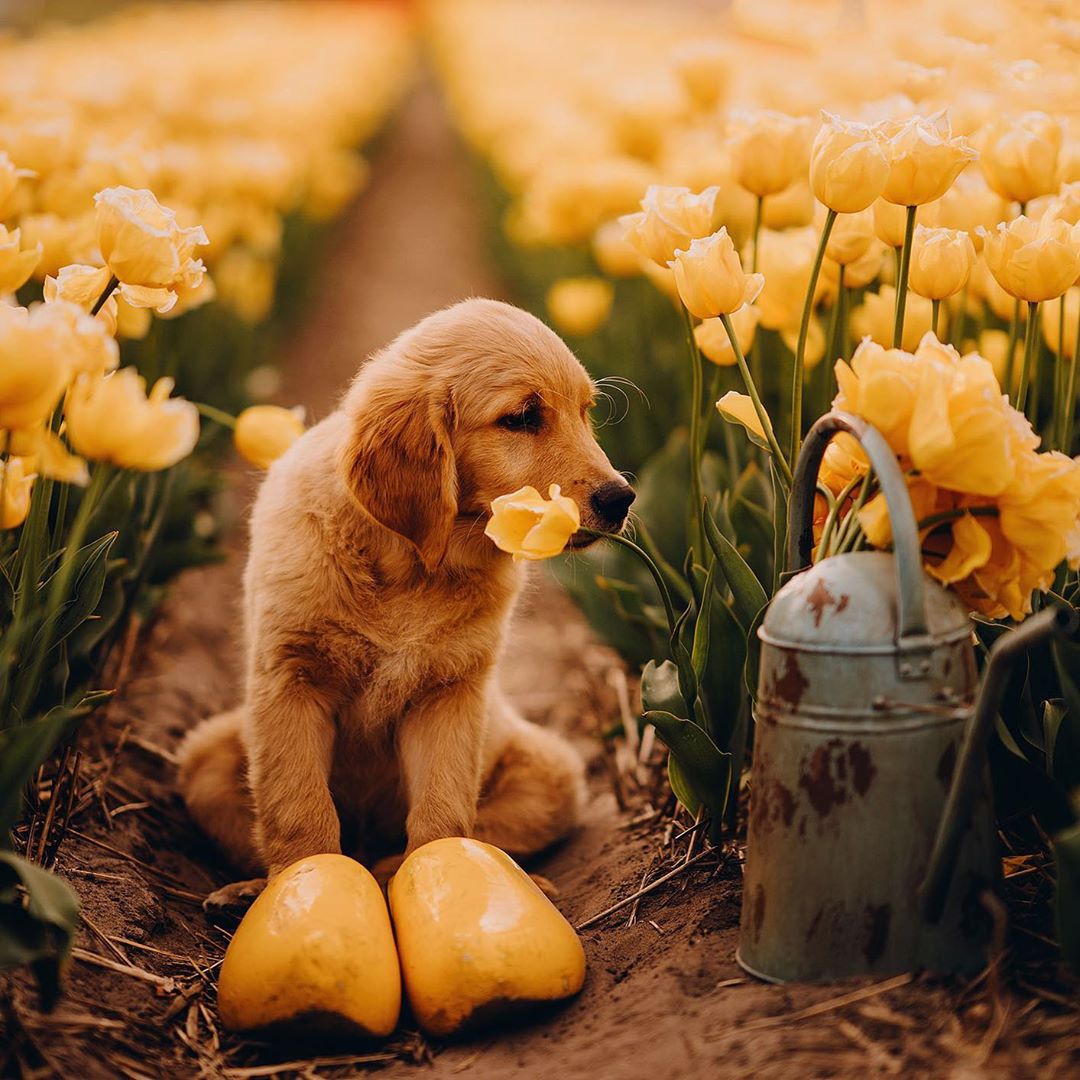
341, 385, 458, 572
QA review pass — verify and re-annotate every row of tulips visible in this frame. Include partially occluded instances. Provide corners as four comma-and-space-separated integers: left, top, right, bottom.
1, 2, 414, 1002
429, 0, 1080, 961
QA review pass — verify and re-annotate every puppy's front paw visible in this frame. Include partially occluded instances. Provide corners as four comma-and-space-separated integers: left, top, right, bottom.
204, 877, 267, 912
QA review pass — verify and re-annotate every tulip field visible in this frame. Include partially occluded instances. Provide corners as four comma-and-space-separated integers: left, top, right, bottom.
3, 0, 1080, 1077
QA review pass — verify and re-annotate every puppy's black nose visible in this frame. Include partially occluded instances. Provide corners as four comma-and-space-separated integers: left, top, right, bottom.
591, 480, 636, 527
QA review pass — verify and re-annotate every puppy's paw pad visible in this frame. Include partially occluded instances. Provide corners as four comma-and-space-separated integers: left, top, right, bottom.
529, 873, 559, 899
204, 877, 267, 912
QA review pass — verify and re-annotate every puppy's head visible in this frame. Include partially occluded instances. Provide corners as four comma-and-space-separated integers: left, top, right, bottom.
340, 298, 634, 571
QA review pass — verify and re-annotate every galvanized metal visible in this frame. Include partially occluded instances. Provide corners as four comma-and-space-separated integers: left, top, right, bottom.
738, 411, 1001, 982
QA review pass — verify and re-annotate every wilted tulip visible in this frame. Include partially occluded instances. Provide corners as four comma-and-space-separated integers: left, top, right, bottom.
908, 226, 976, 301
671, 229, 765, 319
0, 457, 35, 529
810, 113, 890, 214
66, 369, 199, 471
485, 484, 580, 561
979, 112, 1063, 206
234, 405, 305, 470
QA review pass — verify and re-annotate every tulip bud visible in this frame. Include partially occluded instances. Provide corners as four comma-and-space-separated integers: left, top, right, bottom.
671, 228, 764, 319
717, 391, 769, 449
728, 110, 812, 198
908, 225, 976, 301
810, 113, 890, 214
234, 405, 305, 470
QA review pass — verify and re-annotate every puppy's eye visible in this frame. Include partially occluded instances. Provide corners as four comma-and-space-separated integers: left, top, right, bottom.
497, 402, 543, 434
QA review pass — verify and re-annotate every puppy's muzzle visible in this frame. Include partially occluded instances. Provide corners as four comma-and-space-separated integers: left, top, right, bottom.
590, 479, 636, 531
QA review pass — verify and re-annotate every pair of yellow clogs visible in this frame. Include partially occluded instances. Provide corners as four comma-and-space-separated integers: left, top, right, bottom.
216, 837, 586, 1038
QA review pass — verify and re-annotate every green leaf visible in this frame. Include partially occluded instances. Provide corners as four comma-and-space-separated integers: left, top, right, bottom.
0, 851, 79, 1008
641, 659, 687, 718
670, 603, 699, 726
1053, 819, 1080, 972
704, 507, 768, 631
691, 558, 718, 685
43, 532, 118, 650
645, 709, 732, 815
667, 753, 700, 815
0, 710, 78, 833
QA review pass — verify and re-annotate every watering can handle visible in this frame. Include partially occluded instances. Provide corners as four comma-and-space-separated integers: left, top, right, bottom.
787, 410, 930, 644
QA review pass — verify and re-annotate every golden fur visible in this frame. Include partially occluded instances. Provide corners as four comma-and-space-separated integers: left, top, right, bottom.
177, 299, 632, 899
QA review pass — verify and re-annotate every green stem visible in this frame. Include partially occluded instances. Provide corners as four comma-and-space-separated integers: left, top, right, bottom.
194, 402, 237, 430
721, 311, 793, 488
751, 195, 763, 274
832, 469, 874, 556
581, 528, 678, 639
917, 505, 999, 531
931, 298, 941, 340
891, 205, 917, 348
790, 208, 836, 467
680, 304, 707, 562
11, 464, 116, 719
817, 472, 863, 560
1065, 294, 1080, 453
1055, 297, 1067, 449
1004, 297, 1021, 399
90, 275, 119, 317
955, 284, 968, 348
1017, 300, 1039, 417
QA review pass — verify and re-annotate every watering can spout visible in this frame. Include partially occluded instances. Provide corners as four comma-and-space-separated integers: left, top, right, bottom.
919, 604, 1080, 924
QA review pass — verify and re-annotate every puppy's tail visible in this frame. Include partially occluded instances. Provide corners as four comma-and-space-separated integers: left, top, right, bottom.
176, 708, 263, 875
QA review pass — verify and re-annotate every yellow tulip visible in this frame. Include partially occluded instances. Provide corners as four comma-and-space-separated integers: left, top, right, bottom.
810, 112, 890, 214
65, 369, 199, 471
824, 207, 876, 265
0, 226, 40, 294
485, 484, 580, 561
933, 169, 1010, 250
833, 338, 921, 457
44, 264, 117, 335
876, 112, 977, 206
780, 312, 826, 369
823, 237, 886, 290
908, 225, 975, 301
388, 838, 586, 1037
859, 476, 943, 548
9, 425, 88, 486
671, 39, 729, 111
755, 226, 833, 330
0, 305, 70, 431
851, 285, 933, 353
980, 215, 1080, 303
1043, 181, 1080, 227
978, 328, 1023, 391
0, 457, 35, 529
927, 512, 994, 587
759, 179, 815, 229
234, 405, 305, 470
997, 449, 1080, 575
979, 112, 1063, 205
0, 150, 34, 218
217, 854, 401, 1037
906, 338, 1018, 497
19, 212, 97, 280
717, 390, 768, 448
116, 296, 152, 340
213, 249, 274, 324
672, 229, 764, 319
619, 185, 720, 268
694, 304, 759, 367
36, 298, 119, 378
818, 432, 868, 496
546, 276, 614, 337
728, 110, 812, 198
872, 198, 910, 249
1041, 289, 1079, 358
94, 186, 208, 311
591, 220, 643, 278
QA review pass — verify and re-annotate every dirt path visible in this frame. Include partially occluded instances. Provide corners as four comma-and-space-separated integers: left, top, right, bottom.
5, 81, 1080, 1080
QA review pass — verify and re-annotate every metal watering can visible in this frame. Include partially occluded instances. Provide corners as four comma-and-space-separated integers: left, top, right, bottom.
737, 410, 1078, 982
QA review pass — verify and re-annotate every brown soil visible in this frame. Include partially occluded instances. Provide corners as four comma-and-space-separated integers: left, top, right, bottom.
4, 82, 1080, 1080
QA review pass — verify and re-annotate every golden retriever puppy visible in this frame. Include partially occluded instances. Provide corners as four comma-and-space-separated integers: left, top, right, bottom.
177, 298, 634, 902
